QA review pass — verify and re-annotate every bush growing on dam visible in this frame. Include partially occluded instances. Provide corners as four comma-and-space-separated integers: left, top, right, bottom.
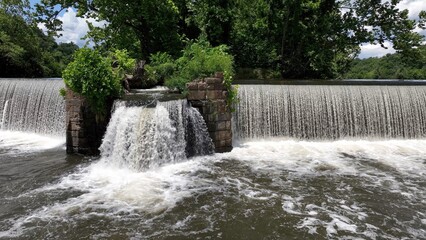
62, 48, 134, 115
165, 40, 234, 92
145, 40, 237, 106
144, 52, 176, 86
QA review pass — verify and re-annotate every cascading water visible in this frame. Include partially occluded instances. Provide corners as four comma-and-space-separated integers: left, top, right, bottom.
0, 79, 65, 136
100, 99, 214, 170
234, 85, 426, 140
1, 83, 426, 239
0, 100, 8, 130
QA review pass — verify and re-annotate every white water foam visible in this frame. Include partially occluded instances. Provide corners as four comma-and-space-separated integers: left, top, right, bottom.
226, 139, 426, 176
1, 139, 425, 239
0, 130, 64, 153
223, 139, 426, 239
0, 155, 216, 238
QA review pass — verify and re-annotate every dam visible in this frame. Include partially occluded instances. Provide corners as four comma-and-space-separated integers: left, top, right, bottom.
0, 79, 425, 239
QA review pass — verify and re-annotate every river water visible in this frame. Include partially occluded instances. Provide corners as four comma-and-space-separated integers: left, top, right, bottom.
0, 80, 425, 239
1, 133, 425, 239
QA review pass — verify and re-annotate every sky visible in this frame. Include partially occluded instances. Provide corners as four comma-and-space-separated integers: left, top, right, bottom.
30, 0, 426, 59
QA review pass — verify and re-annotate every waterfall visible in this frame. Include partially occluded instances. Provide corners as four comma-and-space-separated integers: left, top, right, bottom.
234, 85, 426, 140
100, 99, 213, 170
0, 100, 9, 130
0, 79, 65, 136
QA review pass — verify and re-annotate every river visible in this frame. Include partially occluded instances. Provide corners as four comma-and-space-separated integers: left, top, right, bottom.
1, 134, 425, 239
0, 79, 425, 239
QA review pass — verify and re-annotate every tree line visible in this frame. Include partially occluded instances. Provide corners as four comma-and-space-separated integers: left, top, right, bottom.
0, 0, 78, 78
345, 45, 426, 79
1, 0, 425, 79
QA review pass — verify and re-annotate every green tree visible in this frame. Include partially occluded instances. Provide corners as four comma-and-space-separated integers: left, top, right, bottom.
36, 0, 184, 60
0, 0, 79, 77
62, 48, 133, 114
345, 45, 426, 79
36, 0, 425, 79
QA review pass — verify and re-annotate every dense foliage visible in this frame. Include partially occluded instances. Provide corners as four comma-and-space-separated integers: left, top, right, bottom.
144, 52, 176, 87
63, 48, 134, 114
165, 41, 234, 92
37, 0, 425, 80
144, 41, 237, 105
345, 46, 426, 79
0, 1, 78, 77
36, 0, 184, 60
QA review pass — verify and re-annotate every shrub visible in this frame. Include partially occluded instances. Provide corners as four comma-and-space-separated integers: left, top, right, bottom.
110, 49, 136, 77
62, 48, 131, 115
165, 41, 234, 93
144, 41, 238, 107
145, 52, 176, 86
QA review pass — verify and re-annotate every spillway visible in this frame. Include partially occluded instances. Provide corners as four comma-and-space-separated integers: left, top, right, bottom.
0, 79, 65, 137
233, 85, 426, 140
100, 100, 214, 170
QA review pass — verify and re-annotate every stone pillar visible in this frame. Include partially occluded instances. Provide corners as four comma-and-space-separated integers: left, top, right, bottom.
65, 89, 111, 155
187, 73, 233, 153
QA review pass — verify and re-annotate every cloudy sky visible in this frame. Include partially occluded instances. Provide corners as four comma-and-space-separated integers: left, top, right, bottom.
32, 0, 425, 59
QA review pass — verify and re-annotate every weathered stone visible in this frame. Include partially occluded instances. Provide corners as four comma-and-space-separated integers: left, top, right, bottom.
187, 90, 206, 100
187, 82, 198, 90
198, 82, 208, 90
225, 131, 232, 139
186, 73, 232, 153
205, 77, 222, 84
226, 121, 231, 130
216, 146, 233, 153
218, 113, 231, 121
217, 103, 227, 113
214, 83, 225, 90
190, 100, 204, 108
208, 113, 218, 122
206, 90, 214, 99
214, 131, 227, 140
214, 72, 224, 79
71, 131, 79, 138
217, 121, 226, 131
65, 88, 111, 155
206, 90, 222, 99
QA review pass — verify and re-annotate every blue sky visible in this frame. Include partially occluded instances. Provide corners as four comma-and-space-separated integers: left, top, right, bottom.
31, 0, 426, 59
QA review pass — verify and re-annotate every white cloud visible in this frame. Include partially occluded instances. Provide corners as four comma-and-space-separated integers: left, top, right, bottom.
38, 8, 106, 47
359, 0, 425, 59
359, 42, 396, 58
397, 0, 426, 20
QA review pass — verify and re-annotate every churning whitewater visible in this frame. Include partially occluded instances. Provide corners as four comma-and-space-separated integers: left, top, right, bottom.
1, 139, 425, 239
1, 81, 425, 239
100, 100, 213, 170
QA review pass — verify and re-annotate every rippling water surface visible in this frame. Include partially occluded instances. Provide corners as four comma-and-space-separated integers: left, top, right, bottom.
1, 132, 425, 239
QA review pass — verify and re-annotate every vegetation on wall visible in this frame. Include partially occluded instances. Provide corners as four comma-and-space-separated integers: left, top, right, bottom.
165, 41, 233, 92
143, 41, 237, 105
62, 48, 134, 114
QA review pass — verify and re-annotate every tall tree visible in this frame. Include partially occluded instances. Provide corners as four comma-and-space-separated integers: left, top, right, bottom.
0, 0, 79, 77
36, 0, 426, 79
36, 0, 184, 60
228, 0, 425, 78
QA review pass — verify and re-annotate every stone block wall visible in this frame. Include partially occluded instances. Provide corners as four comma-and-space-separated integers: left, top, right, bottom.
187, 73, 233, 153
65, 89, 111, 155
